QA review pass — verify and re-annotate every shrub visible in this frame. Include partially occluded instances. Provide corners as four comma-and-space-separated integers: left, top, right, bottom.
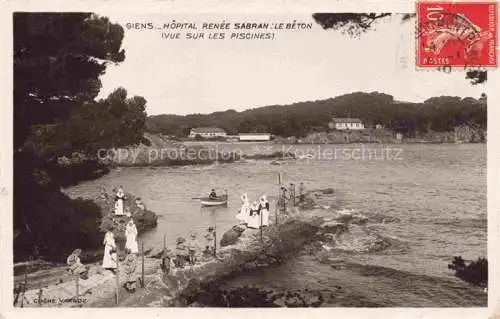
448, 256, 488, 287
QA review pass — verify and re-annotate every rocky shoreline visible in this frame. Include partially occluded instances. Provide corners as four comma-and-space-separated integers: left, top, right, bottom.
15, 189, 337, 307
14, 190, 158, 278
14, 188, 486, 307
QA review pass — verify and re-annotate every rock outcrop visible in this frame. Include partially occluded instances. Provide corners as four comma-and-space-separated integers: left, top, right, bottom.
220, 225, 246, 247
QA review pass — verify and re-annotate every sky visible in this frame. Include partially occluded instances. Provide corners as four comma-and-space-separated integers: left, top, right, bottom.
97, 13, 486, 115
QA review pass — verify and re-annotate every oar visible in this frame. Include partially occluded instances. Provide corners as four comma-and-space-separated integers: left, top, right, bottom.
191, 197, 203, 200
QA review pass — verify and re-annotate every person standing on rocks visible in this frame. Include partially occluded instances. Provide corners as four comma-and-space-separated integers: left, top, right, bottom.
66, 248, 89, 280
135, 197, 145, 210
125, 219, 138, 254
187, 232, 200, 265
175, 237, 189, 268
236, 193, 250, 225
102, 229, 117, 272
204, 226, 216, 255
114, 186, 126, 216
299, 182, 306, 202
247, 201, 261, 229
123, 254, 137, 293
260, 195, 270, 226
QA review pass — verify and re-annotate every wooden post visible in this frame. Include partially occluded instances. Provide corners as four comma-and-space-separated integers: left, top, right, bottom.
163, 234, 166, 252
275, 201, 278, 225
283, 187, 287, 214
75, 275, 79, 300
213, 225, 217, 257
141, 241, 145, 288
260, 209, 263, 245
20, 272, 27, 307
292, 184, 296, 207
38, 287, 43, 307
278, 173, 281, 185
115, 254, 119, 305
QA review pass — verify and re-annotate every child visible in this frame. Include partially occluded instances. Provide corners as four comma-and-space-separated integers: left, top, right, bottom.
135, 198, 146, 210
204, 226, 215, 256
66, 249, 89, 280
187, 232, 200, 265
123, 254, 137, 293
175, 237, 189, 268
161, 249, 173, 274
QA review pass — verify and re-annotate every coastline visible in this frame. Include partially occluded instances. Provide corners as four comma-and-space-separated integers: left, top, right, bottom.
14, 188, 486, 307
14, 190, 159, 276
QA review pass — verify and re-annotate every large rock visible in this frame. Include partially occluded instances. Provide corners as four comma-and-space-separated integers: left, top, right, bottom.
220, 225, 246, 247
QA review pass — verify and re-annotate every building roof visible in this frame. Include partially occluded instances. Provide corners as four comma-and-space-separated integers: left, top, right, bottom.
190, 127, 226, 133
238, 132, 271, 136
331, 118, 363, 123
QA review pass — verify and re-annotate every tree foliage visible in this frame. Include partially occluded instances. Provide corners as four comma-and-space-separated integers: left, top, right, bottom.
14, 13, 126, 149
25, 87, 148, 159
313, 13, 391, 36
14, 13, 148, 260
147, 92, 486, 138
311, 13, 487, 85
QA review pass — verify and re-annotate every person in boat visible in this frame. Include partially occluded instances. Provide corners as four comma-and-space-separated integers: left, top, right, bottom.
123, 254, 137, 293
209, 189, 218, 199
236, 193, 250, 225
102, 229, 117, 272
260, 195, 270, 227
299, 182, 306, 202
247, 201, 261, 229
114, 186, 126, 216
125, 219, 139, 254
204, 226, 215, 256
175, 237, 190, 268
66, 249, 89, 280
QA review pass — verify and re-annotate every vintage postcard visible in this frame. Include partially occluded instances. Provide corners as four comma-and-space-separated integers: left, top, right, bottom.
0, 0, 497, 318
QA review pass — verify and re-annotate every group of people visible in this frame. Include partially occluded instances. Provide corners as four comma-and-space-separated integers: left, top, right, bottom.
113, 186, 146, 216
101, 187, 142, 292
65, 183, 307, 291
101, 226, 139, 292
236, 193, 270, 229
172, 226, 216, 268
234, 182, 306, 227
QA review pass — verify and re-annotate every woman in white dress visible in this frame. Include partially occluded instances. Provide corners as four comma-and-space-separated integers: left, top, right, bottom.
102, 230, 117, 270
125, 219, 139, 254
114, 187, 125, 215
260, 195, 270, 227
247, 201, 260, 229
236, 193, 250, 225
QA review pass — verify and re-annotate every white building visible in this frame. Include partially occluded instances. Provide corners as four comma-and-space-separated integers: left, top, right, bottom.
238, 133, 272, 141
328, 118, 365, 130
189, 127, 227, 138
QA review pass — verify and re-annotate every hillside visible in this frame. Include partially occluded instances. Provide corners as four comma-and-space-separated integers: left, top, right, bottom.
146, 92, 486, 138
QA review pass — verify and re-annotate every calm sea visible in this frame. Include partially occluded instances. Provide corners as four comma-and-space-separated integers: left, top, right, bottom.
64, 143, 486, 305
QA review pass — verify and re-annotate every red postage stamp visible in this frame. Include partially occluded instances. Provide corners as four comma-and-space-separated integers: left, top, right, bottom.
416, 2, 497, 68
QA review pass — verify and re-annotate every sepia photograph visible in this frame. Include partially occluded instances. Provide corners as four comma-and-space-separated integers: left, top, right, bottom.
8, 5, 492, 310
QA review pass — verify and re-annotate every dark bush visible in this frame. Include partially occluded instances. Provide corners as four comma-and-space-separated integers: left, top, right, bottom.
448, 256, 487, 287
14, 190, 102, 263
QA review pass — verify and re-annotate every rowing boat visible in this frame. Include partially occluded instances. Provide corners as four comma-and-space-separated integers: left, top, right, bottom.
200, 195, 228, 207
